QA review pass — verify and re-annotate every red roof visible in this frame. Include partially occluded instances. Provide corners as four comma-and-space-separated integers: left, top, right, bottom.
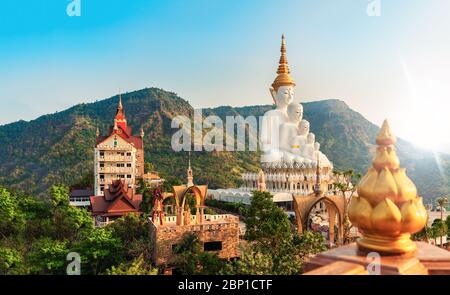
96, 125, 143, 149
90, 180, 142, 215
95, 98, 143, 149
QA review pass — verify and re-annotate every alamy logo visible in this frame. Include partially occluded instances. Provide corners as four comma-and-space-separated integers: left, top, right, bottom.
366, 252, 381, 275
66, 0, 81, 17
171, 109, 268, 152
367, 0, 381, 17
66, 252, 81, 275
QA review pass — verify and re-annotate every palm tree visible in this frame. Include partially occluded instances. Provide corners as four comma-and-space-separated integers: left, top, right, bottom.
435, 196, 449, 248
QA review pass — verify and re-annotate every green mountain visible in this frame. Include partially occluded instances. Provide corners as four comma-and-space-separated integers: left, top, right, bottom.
0, 87, 448, 199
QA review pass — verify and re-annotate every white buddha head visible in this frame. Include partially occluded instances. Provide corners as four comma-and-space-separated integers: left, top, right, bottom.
270, 86, 294, 109
307, 132, 315, 144
298, 120, 310, 136
287, 102, 303, 124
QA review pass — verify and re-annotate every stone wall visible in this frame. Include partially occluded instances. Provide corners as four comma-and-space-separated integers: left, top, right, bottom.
150, 219, 240, 266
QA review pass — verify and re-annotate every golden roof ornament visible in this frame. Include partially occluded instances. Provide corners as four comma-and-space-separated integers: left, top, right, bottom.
348, 119, 427, 255
271, 34, 296, 92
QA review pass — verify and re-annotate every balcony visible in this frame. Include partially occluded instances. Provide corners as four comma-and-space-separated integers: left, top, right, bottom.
98, 167, 133, 174
69, 197, 91, 207
99, 155, 133, 162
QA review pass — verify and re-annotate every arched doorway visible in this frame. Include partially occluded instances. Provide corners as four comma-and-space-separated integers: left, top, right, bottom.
172, 185, 208, 226
306, 198, 341, 245
293, 194, 345, 246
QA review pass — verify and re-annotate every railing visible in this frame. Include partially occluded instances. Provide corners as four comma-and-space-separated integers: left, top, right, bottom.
99, 156, 133, 162
98, 167, 133, 173
69, 197, 91, 207
156, 214, 238, 226
97, 144, 133, 150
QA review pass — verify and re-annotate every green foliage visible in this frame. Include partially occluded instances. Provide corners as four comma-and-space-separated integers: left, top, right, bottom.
27, 238, 69, 274
49, 185, 70, 208
205, 199, 247, 216
107, 214, 152, 261
446, 215, 450, 232
244, 191, 291, 250
0, 247, 23, 275
105, 255, 158, 275
0, 185, 155, 275
228, 191, 327, 275
73, 227, 123, 275
170, 233, 227, 275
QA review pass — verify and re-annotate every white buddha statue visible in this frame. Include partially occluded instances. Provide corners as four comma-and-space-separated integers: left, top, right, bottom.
279, 102, 303, 153
260, 34, 296, 163
302, 132, 316, 159
291, 119, 309, 157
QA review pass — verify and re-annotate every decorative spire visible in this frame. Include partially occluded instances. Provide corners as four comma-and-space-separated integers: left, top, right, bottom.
314, 154, 322, 195
96, 127, 100, 137
118, 93, 123, 110
271, 34, 296, 91
348, 119, 427, 255
187, 151, 194, 187
114, 91, 127, 131
257, 169, 266, 192
140, 127, 145, 138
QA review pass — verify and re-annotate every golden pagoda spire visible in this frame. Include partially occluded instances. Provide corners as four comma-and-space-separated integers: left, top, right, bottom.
348, 119, 427, 254
272, 34, 296, 91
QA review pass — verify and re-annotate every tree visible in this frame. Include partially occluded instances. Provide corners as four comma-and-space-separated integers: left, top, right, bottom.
105, 254, 158, 275
0, 188, 24, 238
49, 185, 70, 208
244, 191, 291, 252
0, 247, 23, 275
170, 233, 226, 275
432, 219, 448, 247
107, 213, 152, 261
239, 191, 327, 275
333, 169, 361, 244
435, 196, 449, 247
27, 238, 69, 274
446, 215, 450, 234
73, 227, 123, 275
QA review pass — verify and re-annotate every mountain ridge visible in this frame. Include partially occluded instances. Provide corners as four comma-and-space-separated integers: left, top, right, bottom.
0, 87, 448, 199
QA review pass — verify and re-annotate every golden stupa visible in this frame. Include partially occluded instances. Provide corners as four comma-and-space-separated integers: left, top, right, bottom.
272, 34, 296, 91
348, 119, 427, 255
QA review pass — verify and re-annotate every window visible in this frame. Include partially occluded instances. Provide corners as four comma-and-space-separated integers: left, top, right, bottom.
100, 174, 104, 179
127, 163, 132, 167
100, 152, 104, 156
99, 163, 104, 167
117, 163, 125, 167
127, 175, 132, 178
203, 241, 222, 251
127, 152, 131, 156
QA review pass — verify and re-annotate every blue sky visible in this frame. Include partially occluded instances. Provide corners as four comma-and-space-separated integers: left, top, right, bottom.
1, 0, 449, 152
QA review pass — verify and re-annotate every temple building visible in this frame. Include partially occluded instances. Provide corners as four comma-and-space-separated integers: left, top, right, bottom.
94, 95, 145, 196
210, 36, 336, 214
90, 179, 143, 227
143, 172, 165, 188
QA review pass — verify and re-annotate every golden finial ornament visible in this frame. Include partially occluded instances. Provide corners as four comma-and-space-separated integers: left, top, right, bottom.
271, 34, 296, 91
348, 119, 427, 255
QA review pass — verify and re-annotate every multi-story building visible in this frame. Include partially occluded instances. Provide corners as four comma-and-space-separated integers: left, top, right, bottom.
94, 96, 144, 196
